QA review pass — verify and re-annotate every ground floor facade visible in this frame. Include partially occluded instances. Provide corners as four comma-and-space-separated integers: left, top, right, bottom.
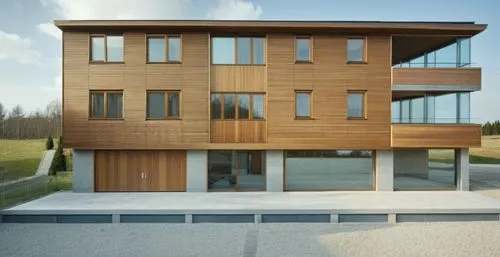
72, 149, 470, 193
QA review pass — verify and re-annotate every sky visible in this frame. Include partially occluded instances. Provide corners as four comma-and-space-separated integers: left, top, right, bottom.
0, 0, 498, 122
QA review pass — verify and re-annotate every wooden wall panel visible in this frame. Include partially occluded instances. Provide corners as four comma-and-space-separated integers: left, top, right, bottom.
94, 150, 186, 192
392, 68, 481, 86
210, 65, 266, 92
63, 32, 210, 149
266, 35, 392, 149
210, 121, 266, 143
391, 124, 481, 148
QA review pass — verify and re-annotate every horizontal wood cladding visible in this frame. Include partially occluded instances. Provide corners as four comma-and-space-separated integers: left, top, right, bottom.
63, 32, 210, 149
210, 121, 266, 143
210, 65, 266, 92
266, 34, 392, 149
392, 68, 481, 86
391, 124, 481, 148
94, 150, 186, 192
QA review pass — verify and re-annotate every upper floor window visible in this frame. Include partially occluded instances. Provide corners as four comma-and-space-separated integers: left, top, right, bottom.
211, 37, 265, 65
89, 91, 123, 119
295, 36, 312, 62
147, 35, 182, 63
347, 91, 366, 119
295, 91, 312, 119
146, 90, 181, 119
347, 38, 366, 63
90, 35, 124, 62
211, 93, 265, 120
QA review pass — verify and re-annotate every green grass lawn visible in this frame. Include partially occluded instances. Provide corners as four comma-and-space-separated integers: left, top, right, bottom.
0, 139, 46, 181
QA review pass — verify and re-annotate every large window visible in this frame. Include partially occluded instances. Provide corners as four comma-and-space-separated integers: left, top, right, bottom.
90, 35, 123, 62
147, 35, 182, 63
211, 93, 265, 120
347, 38, 366, 62
146, 91, 181, 119
347, 91, 366, 119
394, 149, 456, 190
392, 92, 471, 124
295, 91, 311, 119
295, 36, 312, 62
89, 91, 123, 119
208, 150, 266, 191
212, 37, 265, 64
285, 150, 374, 191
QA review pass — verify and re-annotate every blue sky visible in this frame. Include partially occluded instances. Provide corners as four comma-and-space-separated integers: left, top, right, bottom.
0, 0, 498, 122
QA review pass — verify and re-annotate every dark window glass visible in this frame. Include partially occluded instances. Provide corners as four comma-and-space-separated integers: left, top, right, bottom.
237, 37, 251, 64
347, 92, 364, 118
211, 94, 222, 119
296, 38, 311, 61
106, 36, 123, 62
147, 92, 165, 119
347, 38, 365, 62
91, 37, 105, 61
168, 37, 181, 62
253, 38, 265, 64
252, 95, 264, 119
167, 92, 180, 117
223, 94, 235, 119
295, 92, 311, 117
90, 92, 105, 118
148, 37, 165, 62
106, 92, 123, 118
237, 94, 250, 119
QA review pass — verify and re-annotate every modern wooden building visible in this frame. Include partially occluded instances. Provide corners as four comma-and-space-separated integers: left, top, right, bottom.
55, 20, 486, 192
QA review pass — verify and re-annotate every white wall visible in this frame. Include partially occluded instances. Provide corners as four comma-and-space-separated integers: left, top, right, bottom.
72, 150, 94, 192
266, 150, 284, 192
376, 150, 394, 191
186, 150, 208, 192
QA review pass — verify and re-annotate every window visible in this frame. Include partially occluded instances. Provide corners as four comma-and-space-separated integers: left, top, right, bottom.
347, 38, 366, 62
295, 91, 311, 118
212, 37, 265, 64
147, 35, 182, 63
89, 91, 123, 119
90, 35, 123, 62
347, 91, 365, 119
295, 37, 312, 62
211, 93, 265, 120
146, 91, 181, 119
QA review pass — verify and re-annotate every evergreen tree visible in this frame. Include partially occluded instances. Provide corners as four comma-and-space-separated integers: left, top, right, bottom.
50, 136, 67, 175
46, 135, 54, 150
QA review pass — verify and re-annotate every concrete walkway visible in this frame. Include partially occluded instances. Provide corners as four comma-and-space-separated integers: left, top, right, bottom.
35, 150, 56, 176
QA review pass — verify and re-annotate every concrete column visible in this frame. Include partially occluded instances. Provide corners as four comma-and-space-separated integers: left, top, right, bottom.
266, 150, 284, 192
456, 148, 470, 191
72, 150, 94, 192
375, 150, 394, 191
186, 150, 208, 192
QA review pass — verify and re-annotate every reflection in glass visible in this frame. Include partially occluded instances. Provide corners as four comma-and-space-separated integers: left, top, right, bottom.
253, 38, 265, 64
91, 37, 105, 61
426, 95, 435, 123
212, 37, 235, 64
295, 92, 311, 117
394, 149, 456, 190
411, 98, 424, 123
107, 93, 123, 118
208, 151, 265, 191
392, 101, 400, 123
347, 93, 364, 118
168, 92, 180, 117
236, 151, 266, 191
296, 38, 310, 61
237, 94, 250, 119
168, 37, 181, 62
401, 100, 410, 123
148, 37, 165, 62
458, 92, 470, 123
458, 38, 471, 67
252, 95, 264, 119
435, 93, 457, 123
208, 151, 234, 191
91, 92, 105, 118
237, 37, 251, 64
211, 94, 222, 119
347, 38, 364, 62
285, 150, 373, 190
147, 92, 165, 119
223, 94, 235, 119
106, 36, 123, 62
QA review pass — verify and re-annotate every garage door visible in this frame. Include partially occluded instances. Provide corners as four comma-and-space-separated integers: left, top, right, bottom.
94, 151, 186, 192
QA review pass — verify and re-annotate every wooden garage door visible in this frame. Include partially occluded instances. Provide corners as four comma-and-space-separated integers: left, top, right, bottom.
94, 151, 186, 192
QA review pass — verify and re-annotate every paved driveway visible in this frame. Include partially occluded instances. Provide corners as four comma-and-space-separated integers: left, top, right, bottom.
471, 164, 500, 199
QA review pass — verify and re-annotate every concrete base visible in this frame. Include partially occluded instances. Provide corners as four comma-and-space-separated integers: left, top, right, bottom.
186, 150, 208, 192
2, 191, 499, 223
72, 150, 94, 192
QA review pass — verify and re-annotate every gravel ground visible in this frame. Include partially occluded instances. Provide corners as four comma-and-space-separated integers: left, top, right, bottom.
1, 222, 500, 257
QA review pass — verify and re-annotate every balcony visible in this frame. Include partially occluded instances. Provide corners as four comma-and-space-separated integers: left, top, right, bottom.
392, 67, 481, 90
391, 124, 481, 148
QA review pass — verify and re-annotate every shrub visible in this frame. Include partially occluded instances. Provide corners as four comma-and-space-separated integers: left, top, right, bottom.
50, 136, 67, 175
45, 135, 54, 150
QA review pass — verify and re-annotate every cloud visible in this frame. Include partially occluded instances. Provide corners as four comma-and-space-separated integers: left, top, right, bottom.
0, 31, 41, 64
38, 23, 62, 40
207, 0, 263, 20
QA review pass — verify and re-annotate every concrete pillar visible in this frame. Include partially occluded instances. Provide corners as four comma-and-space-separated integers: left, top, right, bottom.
266, 150, 284, 192
186, 150, 208, 192
456, 148, 470, 191
375, 150, 394, 191
72, 150, 94, 192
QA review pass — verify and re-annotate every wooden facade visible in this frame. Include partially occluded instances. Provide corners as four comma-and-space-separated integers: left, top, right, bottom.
391, 124, 482, 148
392, 68, 482, 87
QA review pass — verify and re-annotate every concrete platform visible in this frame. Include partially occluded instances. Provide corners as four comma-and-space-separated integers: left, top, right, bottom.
2, 192, 500, 223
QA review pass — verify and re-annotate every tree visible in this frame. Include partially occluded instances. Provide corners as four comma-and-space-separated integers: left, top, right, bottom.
46, 135, 54, 150
50, 136, 67, 175
0, 102, 5, 138
9, 105, 24, 119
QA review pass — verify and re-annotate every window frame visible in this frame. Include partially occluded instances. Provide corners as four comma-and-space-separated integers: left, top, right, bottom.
146, 34, 182, 64
294, 90, 313, 119
211, 92, 266, 120
146, 90, 182, 120
211, 36, 266, 65
89, 34, 124, 63
89, 90, 124, 120
346, 90, 367, 119
347, 37, 367, 64
295, 36, 313, 63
